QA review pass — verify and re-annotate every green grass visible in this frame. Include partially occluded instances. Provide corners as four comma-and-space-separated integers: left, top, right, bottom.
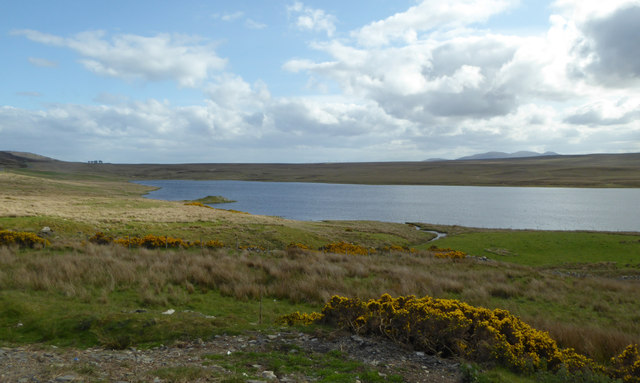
202, 349, 403, 382
426, 230, 640, 266
0, 288, 317, 349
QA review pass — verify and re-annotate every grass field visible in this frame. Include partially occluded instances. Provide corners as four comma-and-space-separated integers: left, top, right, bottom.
1, 161, 639, 382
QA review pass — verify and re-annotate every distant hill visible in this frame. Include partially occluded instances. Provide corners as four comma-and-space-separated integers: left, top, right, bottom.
2, 150, 640, 187
0, 151, 56, 167
456, 151, 559, 161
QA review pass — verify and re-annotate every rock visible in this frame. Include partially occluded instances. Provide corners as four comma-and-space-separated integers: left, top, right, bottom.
161, 309, 175, 315
262, 370, 278, 380
40, 226, 52, 235
55, 375, 79, 382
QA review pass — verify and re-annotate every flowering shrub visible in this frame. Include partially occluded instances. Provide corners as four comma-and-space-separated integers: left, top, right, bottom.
0, 230, 49, 248
382, 245, 417, 254
276, 311, 323, 326
280, 294, 607, 376
429, 246, 467, 259
90, 233, 224, 250
320, 242, 375, 255
610, 344, 640, 382
184, 202, 213, 209
287, 242, 310, 250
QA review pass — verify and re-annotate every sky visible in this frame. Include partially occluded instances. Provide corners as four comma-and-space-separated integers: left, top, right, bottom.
1, 0, 640, 163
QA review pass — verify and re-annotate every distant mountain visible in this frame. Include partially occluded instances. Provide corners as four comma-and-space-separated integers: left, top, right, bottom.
456, 151, 559, 161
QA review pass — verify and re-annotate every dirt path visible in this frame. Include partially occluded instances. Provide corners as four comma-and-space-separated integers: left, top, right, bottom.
0, 330, 462, 382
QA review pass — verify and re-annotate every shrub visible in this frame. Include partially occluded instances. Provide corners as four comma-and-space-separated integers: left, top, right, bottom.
287, 242, 310, 250
276, 311, 323, 326
280, 294, 605, 376
382, 245, 417, 254
184, 202, 213, 209
89, 232, 113, 245
320, 242, 374, 255
609, 344, 640, 383
429, 245, 467, 259
90, 233, 225, 250
0, 230, 49, 248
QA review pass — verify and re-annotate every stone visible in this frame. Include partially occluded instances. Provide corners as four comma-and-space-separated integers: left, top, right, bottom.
55, 375, 79, 382
40, 226, 53, 235
262, 370, 278, 380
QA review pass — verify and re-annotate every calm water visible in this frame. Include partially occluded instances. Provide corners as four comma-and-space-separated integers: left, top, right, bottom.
136, 180, 640, 231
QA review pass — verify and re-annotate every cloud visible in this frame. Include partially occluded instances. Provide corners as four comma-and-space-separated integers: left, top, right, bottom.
245, 19, 267, 30
5, 1, 640, 162
351, 0, 518, 47
16, 91, 42, 97
579, 5, 640, 85
218, 11, 244, 22
564, 98, 640, 126
28, 57, 58, 67
287, 1, 337, 37
12, 29, 226, 87
280, 0, 640, 158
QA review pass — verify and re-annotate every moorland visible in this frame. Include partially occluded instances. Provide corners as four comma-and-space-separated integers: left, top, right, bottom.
0, 151, 639, 382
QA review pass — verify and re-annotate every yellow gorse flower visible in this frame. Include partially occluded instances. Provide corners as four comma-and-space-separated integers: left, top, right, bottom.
278, 294, 640, 379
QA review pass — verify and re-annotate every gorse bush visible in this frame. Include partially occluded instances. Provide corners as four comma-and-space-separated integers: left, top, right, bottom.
429, 245, 467, 259
279, 294, 640, 381
382, 244, 417, 253
183, 202, 213, 209
610, 344, 640, 383
89, 232, 224, 250
320, 241, 374, 255
0, 230, 49, 248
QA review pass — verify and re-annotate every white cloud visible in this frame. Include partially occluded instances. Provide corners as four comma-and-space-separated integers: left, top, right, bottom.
245, 19, 267, 30
287, 2, 337, 37
13, 29, 226, 87
352, 0, 519, 47
220, 11, 244, 22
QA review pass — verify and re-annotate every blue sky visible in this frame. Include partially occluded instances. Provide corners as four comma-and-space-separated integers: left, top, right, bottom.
2, 0, 639, 163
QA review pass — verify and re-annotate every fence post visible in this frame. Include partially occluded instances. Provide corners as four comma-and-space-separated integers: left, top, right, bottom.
259, 292, 263, 325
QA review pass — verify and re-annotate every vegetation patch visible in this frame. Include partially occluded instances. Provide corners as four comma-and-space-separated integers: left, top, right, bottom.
280, 294, 640, 382
0, 229, 49, 248
202, 348, 402, 382
190, 195, 236, 204
427, 230, 640, 266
